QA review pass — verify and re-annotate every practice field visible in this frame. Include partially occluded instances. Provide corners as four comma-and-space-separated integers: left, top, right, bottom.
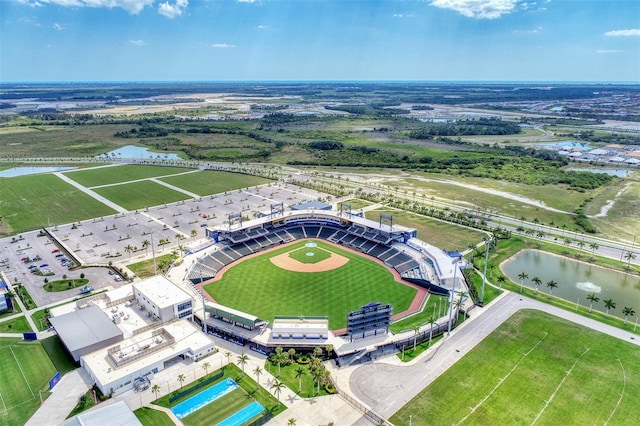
0, 338, 58, 426
390, 310, 640, 425
0, 174, 117, 235
204, 240, 417, 330
93, 180, 192, 211
64, 165, 189, 187
158, 170, 271, 197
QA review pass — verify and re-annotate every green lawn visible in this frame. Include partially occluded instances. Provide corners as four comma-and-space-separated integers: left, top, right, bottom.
0, 338, 58, 426
0, 315, 32, 333
128, 253, 177, 279
40, 335, 78, 374
390, 294, 449, 334
43, 278, 89, 292
366, 209, 485, 252
93, 180, 191, 211
134, 407, 174, 426
391, 310, 640, 425
265, 359, 331, 398
288, 245, 332, 264
0, 174, 116, 235
64, 165, 189, 187
158, 170, 271, 196
205, 240, 417, 330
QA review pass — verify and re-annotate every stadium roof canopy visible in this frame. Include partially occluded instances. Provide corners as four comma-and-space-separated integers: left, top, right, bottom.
205, 301, 265, 328
291, 201, 332, 211
49, 304, 122, 353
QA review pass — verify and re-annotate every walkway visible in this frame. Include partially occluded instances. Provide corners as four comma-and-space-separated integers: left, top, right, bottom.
54, 172, 127, 214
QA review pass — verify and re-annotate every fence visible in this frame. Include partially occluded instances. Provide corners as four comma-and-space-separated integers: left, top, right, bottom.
334, 384, 393, 426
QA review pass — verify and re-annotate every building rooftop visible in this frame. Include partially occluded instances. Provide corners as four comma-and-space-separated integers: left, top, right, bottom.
133, 275, 191, 310
49, 305, 123, 353
64, 401, 141, 426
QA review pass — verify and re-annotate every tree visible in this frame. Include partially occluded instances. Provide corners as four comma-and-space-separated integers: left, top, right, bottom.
518, 272, 529, 294
253, 366, 263, 390
604, 298, 616, 318
273, 346, 286, 377
622, 306, 635, 325
288, 418, 297, 426
191, 229, 197, 238
624, 251, 636, 270
142, 239, 150, 254
288, 348, 296, 361
412, 325, 420, 351
311, 368, 323, 395
124, 244, 133, 260
531, 276, 542, 294
496, 275, 506, 288
546, 280, 558, 298
151, 384, 161, 400
589, 242, 599, 258
237, 353, 249, 373
177, 373, 186, 390
202, 361, 210, 377
586, 293, 599, 313
225, 351, 232, 368
272, 379, 285, 405
295, 366, 305, 393
577, 240, 586, 250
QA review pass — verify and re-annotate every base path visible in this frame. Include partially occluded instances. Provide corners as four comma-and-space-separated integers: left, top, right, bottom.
348, 291, 640, 418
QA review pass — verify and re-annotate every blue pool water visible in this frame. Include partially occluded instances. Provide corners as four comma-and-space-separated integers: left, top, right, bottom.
97, 145, 182, 160
217, 401, 265, 426
0, 166, 76, 178
171, 378, 238, 419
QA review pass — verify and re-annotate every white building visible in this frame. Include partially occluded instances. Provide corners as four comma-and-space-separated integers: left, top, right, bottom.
133, 275, 193, 322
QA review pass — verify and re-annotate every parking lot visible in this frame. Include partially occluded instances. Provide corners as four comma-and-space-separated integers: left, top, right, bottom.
1, 182, 323, 308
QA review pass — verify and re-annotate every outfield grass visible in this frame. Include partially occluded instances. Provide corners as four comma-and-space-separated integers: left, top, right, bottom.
0, 338, 57, 426
158, 170, 271, 196
0, 174, 116, 235
93, 180, 191, 211
391, 310, 640, 425
205, 240, 417, 330
366, 209, 485, 252
64, 165, 189, 187
134, 407, 174, 426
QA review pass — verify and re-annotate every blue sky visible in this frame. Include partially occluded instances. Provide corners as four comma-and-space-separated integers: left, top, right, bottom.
1, 0, 639, 82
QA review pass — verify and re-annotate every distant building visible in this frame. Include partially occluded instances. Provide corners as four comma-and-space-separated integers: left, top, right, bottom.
291, 201, 332, 211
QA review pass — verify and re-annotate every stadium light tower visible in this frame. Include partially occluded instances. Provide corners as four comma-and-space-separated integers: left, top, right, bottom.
447, 257, 460, 335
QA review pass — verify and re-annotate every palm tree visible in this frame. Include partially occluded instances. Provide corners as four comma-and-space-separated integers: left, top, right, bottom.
273, 347, 286, 377
271, 379, 285, 405
295, 366, 305, 393
253, 366, 263, 390
624, 251, 636, 270
518, 272, 529, 294
622, 306, 635, 325
589, 242, 599, 258
142, 239, 150, 255
564, 238, 572, 246
177, 373, 186, 390
586, 293, 599, 313
191, 229, 197, 238
496, 275, 506, 288
604, 298, 616, 318
237, 353, 249, 373
201, 361, 210, 378
412, 325, 420, 351
124, 244, 133, 260
546, 280, 558, 298
288, 419, 297, 426
577, 240, 586, 250
225, 351, 232, 368
151, 384, 161, 400
311, 369, 323, 395
531, 276, 542, 294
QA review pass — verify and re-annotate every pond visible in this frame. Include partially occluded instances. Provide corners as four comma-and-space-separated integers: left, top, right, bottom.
538, 141, 591, 151
568, 168, 632, 177
96, 145, 182, 161
501, 250, 640, 318
0, 166, 76, 178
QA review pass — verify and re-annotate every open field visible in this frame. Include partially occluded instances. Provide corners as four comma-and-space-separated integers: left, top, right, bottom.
391, 310, 640, 425
0, 316, 32, 333
590, 179, 640, 242
365, 209, 485, 252
93, 180, 192, 211
0, 174, 117, 235
158, 170, 271, 196
65, 165, 190, 187
134, 407, 174, 426
0, 338, 58, 426
204, 240, 417, 330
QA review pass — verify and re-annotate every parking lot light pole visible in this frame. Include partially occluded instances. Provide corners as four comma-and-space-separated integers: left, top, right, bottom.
447, 258, 460, 336
150, 231, 157, 276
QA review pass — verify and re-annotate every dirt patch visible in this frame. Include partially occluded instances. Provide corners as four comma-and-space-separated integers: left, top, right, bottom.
270, 251, 349, 272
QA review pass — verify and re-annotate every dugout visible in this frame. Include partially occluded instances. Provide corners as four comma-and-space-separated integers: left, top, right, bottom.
205, 301, 267, 330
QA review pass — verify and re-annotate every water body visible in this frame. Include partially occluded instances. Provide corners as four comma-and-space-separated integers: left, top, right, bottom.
502, 250, 640, 317
539, 141, 591, 151
0, 166, 76, 178
568, 168, 631, 177
97, 145, 182, 161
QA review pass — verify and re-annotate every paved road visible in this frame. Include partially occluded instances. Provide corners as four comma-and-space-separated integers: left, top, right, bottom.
348, 291, 640, 419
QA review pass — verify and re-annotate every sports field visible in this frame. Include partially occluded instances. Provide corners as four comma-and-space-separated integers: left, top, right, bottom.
0, 338, 58, 426
64, 165, 189, 187
204, 240, 417, 330
93, 180, 192, 211
390, 310, 640, 425
158, 170, 271, 196
0, 174, 117, 235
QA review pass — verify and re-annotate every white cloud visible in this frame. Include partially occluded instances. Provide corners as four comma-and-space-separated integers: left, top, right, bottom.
158, 0, 188, 18
19, 0, 155, 14
512, 26, 542, 34
129, 39, 145, 46
211, 43, 236, 49
257, 25, 267, 29
237, 0, 257, 3
596, 49, 624, 54
604, 29, 640, 37
430, 0, 520, 19
52, 22, 64, 30
393, 13, 414, 18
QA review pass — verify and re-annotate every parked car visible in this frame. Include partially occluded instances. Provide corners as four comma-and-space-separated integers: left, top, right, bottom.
51, 249, 59, 253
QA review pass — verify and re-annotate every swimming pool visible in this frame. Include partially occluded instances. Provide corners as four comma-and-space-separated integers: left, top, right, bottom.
171, 378, 238, 419
217, 401, 265, 426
